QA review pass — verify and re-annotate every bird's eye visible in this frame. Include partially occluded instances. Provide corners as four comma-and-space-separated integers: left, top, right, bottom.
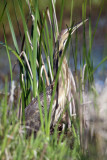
59, 50, 62, 56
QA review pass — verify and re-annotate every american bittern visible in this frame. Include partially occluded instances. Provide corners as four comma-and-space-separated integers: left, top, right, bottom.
25, 20, 88, 135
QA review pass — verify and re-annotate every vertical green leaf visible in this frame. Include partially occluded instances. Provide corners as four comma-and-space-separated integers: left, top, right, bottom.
6, 7, 19, 53
32, 0, 38, 97
3, 25, 13, 82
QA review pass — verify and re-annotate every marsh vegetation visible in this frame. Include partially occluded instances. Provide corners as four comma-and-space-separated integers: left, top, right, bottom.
0, 0, 107, 159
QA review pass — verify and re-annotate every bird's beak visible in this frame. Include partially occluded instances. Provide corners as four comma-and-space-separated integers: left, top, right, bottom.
60, 19, 88, 41
54, 19, 88, 58
70, 19, 88, 35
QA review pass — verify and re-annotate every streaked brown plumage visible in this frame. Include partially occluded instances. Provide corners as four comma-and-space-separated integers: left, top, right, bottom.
25, 20, 88, 135
25, 83, 54, 134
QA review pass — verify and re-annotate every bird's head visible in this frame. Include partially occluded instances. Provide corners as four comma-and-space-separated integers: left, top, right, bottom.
53, 19, 88, 73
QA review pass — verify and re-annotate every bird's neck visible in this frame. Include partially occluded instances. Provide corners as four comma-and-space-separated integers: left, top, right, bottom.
54, 55, 68, 77
52, 56, 69, 125
53, 55, 69, 98
58, 56, 68, 90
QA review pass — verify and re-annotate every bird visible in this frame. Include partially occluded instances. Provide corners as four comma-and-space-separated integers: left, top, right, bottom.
25, 20, 88, 135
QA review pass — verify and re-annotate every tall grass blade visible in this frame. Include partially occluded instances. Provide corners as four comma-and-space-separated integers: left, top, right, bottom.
59, 0, 65, 32
43, 74, 48, 135
94, 56, 107, 73
70, 0, 73, 26
0, 2, 7, 23
32, 0, 38, 97
3, 25, 13, 82
6, 7, 19, 53
2, 78, 8, 127
12, 0, 22, 39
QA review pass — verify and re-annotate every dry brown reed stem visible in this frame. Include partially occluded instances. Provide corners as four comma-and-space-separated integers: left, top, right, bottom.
23, 1, 50, 86
46, 7, 55, 46
27, 0, 60, 84
8, 81, 16, 106
79, 64, 87, 149
27, 23, 50, 86
26, 31, 39, 67
82, 64, 87, 130
51, 0, 59, 40
68, 69, 76, 117
46, 8, 52, 28
37, 25, 50, 85
20, 51, 33, 79
82, 64, 87, 104
40, 64, 50, 86
48, 56, 53, 81
45, 8, 54, 82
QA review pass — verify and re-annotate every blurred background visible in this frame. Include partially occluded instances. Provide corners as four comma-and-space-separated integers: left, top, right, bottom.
0, 0, 107, 91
